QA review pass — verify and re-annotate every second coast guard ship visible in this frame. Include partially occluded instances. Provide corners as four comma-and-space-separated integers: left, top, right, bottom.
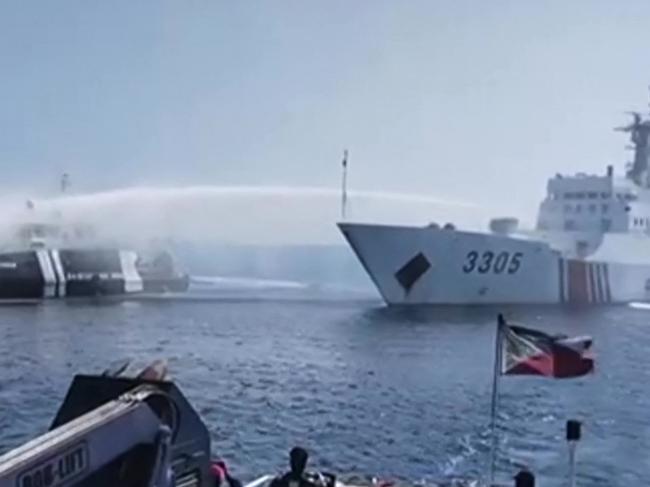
0, 189, 189, 300
339, 105, 650, 305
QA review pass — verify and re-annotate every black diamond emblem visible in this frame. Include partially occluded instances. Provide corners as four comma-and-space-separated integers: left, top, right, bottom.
394, 252, 431, 292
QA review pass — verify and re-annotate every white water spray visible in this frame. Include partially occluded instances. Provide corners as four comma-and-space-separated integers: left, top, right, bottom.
0, 185, 495, 246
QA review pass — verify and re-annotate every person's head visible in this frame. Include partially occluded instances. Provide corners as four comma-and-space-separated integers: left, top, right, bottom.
215, 460, 229, 476
210, 462, 226, 487
289, 447, 308, 475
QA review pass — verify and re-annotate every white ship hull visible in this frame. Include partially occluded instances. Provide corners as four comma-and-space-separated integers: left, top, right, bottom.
339, 223, 650, 305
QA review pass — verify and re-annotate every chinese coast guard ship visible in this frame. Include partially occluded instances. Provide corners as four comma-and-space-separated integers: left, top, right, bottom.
339, 109, 650, 305
0, 210, 189, 300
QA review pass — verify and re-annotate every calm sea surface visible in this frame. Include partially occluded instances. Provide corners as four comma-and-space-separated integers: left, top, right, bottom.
0, 289, 648, 486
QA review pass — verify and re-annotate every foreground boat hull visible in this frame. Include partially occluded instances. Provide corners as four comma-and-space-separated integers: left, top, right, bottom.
339, 223, 650, 305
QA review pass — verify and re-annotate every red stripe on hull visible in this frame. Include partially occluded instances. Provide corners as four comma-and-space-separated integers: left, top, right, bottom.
568, 260, 589, 304
558, 259, 566, 303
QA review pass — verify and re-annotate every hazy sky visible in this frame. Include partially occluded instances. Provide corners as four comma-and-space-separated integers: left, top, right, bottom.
2, 1, 650, 219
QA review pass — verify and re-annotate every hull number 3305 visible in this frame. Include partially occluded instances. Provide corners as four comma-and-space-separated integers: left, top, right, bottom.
462, 251, 523, 274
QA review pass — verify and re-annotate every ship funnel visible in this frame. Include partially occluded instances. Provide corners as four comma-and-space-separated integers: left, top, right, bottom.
489, 217, 518, 235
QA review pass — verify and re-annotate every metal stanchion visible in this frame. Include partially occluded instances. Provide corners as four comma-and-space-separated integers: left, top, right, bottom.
566, 419, 581, 487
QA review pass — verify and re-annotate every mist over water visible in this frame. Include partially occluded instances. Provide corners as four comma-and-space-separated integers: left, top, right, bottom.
0, 185, 498, 247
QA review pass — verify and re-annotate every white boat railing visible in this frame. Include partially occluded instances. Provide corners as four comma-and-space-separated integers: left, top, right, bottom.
242, 474, 500, 487
244, 474, 274, 487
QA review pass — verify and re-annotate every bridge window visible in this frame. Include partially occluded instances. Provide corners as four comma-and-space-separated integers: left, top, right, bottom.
564, 192, 587, 200
587, 192, 598, 199
565, 220, 576, 230
602, 204, 609, 213
575, 204, 582, 213
601, 192, 611, 199
589, 204, 597, 213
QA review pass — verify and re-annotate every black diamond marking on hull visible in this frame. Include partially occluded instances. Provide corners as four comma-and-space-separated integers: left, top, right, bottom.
395, 252, 431, 292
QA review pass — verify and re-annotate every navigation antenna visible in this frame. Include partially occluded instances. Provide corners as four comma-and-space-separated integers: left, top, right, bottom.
60, 173, 70, 194
341, 150, 348, 220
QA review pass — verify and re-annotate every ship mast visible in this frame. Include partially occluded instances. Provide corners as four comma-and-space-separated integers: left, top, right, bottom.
617, 89, 650, 188
60, 173, 70, 194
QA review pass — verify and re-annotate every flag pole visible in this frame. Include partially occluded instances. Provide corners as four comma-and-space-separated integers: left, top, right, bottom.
341, 149, 348, 220
489, 314, 505, 486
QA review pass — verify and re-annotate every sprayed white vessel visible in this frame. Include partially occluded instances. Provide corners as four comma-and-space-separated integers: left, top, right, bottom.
0, 202, 189, 300
340, 107, 650, 305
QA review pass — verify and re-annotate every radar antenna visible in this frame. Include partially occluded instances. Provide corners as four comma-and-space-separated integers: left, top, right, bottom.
616, 108, 650, 187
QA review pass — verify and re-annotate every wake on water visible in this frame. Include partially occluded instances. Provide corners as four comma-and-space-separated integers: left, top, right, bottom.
191, 275, 308, 290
